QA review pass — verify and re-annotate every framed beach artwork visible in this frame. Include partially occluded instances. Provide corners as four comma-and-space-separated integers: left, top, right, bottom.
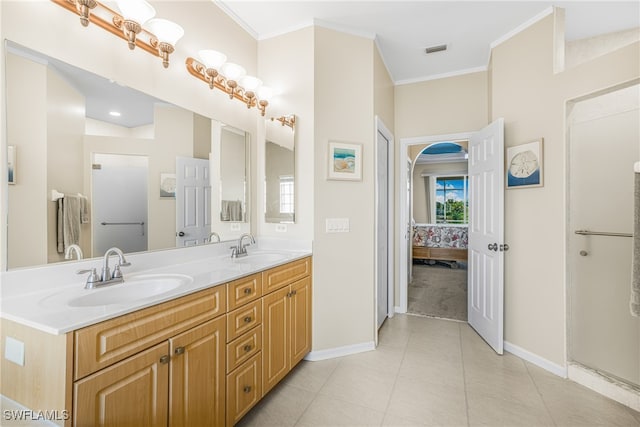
506, 139, 543, 189
7, 145, 15, 185
159, 173, 176, 198
328, 141, 362, 181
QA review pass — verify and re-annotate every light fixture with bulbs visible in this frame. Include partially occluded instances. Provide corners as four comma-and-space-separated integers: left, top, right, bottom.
186, 51, 273, 116
51, 0, 184, 68
271, 115, 296, 130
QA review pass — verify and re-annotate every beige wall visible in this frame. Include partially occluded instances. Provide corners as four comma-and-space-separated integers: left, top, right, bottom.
491, 11, 639, 366
6, 53, 48, 268
46, 66, 86, 264
313, 27, 376, 350
374, 45, 395, 131
395, 71, 488, 139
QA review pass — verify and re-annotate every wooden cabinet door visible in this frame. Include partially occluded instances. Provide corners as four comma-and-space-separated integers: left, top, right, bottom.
74, 342, 169, 427
262, 286, 289, 394
226, 353, 262, 426
169, 316, 226, 427
290, 277, 312, 366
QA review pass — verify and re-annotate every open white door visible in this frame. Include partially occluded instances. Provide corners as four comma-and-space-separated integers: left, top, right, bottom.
176, 157, 211, 246
468, 118, 505, 354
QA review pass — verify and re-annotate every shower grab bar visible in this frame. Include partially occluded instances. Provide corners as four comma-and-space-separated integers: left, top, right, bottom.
100, 221, 145, 236
574, 230, 632, 238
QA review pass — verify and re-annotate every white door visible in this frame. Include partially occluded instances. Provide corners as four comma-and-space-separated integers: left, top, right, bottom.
176, 157, 211, 246
376, 129, 390, 329
468, 118, 505, 354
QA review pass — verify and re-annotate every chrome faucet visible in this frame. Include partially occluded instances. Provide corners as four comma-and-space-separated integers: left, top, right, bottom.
207, 232, 221, 243
64, 244, 84, 260
231, 233, 255, 258
77, 247, 130, 289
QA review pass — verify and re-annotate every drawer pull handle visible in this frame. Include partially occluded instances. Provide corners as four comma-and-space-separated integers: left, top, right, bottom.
243, 344, 252, 352
244, 316, 252, 323
243, 386, 252, 393
159, 355, 170, 364
243, 287, 252, 295
174, 346, 185, 355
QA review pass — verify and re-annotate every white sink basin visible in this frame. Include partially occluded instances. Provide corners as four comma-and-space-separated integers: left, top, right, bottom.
42, 274, 193, 308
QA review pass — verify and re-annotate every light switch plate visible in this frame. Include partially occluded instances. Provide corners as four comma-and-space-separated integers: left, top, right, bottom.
326, 218, 350, 233
5, 336, 25, 366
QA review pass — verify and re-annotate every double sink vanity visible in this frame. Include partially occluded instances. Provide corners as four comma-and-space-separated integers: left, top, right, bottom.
0, 238, 312, 426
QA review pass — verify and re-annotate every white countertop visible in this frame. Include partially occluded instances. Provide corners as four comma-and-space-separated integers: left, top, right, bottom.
0, 238, 312, 335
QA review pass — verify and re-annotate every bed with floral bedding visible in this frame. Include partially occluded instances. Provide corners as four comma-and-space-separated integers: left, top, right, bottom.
412, 224, 468, 262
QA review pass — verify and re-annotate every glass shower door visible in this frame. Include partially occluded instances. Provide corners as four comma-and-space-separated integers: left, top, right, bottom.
568, 84, 640, 387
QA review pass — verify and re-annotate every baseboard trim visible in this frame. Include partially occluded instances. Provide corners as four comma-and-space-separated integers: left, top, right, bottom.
568, 363, 640, 412
304, 341, 376, 361
504, 341, 567, 378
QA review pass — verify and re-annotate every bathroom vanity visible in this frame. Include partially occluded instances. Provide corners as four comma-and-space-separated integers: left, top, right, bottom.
0, 244, 311, 427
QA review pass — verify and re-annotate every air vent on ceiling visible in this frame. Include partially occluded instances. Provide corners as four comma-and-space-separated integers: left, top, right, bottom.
425, 44, 447, 54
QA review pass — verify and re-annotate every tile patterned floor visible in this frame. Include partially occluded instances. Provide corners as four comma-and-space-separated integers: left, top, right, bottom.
238, 314, 640, 427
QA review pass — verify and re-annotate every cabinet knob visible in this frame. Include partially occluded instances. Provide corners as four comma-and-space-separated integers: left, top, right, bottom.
244, 316, 252, 323
159, 355, 170, 364
287, 292, 292, 298
243, 344, 252, 352
174, 346, 185, 355
243, 287, 252, 295
243, 386, 252, 393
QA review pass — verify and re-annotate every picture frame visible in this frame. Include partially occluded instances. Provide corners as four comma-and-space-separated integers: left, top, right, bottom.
7, 145, 15, 185
328, 141, 362, 181
159, 173, 176, 198
506, 139, 543, 188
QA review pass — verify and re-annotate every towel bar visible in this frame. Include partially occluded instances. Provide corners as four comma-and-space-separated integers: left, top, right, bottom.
100, 221, 145, 236
575, 230, 632, 238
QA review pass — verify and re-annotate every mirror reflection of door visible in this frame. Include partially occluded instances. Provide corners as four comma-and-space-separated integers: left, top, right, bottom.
92, 153, 148, 256
176, 157, 211, 246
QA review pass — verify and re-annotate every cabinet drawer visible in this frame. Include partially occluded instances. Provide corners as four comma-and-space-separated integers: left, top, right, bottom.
226, 299, 262, 342
226, 325, 262, 374
74, 286, 226, 380
262, 257, 311, 294
227, 273, 262, 311
226, 352, 262, 426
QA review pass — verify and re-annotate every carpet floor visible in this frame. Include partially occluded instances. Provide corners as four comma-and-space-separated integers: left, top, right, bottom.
408, 260, 468, 321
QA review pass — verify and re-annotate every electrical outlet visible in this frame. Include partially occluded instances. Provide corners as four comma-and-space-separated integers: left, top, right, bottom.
230, 223, 241, 231
5, 336, 25, 366
275, 224, 287, 233
325, 218, 350, 233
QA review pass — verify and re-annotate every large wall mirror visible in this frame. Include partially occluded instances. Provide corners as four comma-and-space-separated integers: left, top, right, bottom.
265, 115, 296, 223
4, 41, 250, 270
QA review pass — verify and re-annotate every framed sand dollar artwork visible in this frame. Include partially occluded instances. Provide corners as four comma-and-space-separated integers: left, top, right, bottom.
328, 141, 362, 181
506, 139, 543, 188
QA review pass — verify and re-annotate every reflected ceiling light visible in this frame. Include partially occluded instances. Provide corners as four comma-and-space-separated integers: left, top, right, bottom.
52, 0, 183, 69
186, 54, 272, 116
109, 111, 121, 117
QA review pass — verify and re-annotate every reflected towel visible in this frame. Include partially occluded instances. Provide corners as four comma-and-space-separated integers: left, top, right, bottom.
57, 199, 64, 253
221, 200, 243, 222
632, 170, 640, 317
56, 195, 82, 253
80, 195, 90, 224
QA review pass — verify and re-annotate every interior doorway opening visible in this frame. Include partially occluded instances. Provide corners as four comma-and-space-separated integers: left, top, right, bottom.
408, 141, 469, 321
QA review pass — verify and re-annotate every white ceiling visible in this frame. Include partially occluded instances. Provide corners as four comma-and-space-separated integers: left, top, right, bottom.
217, 1, 640, 83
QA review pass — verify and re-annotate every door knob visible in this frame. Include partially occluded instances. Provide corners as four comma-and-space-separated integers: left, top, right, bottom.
500, 244, 509, 252
579, 250, 588, 256
488, 243, 498, 251
177, 231, 185, 237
